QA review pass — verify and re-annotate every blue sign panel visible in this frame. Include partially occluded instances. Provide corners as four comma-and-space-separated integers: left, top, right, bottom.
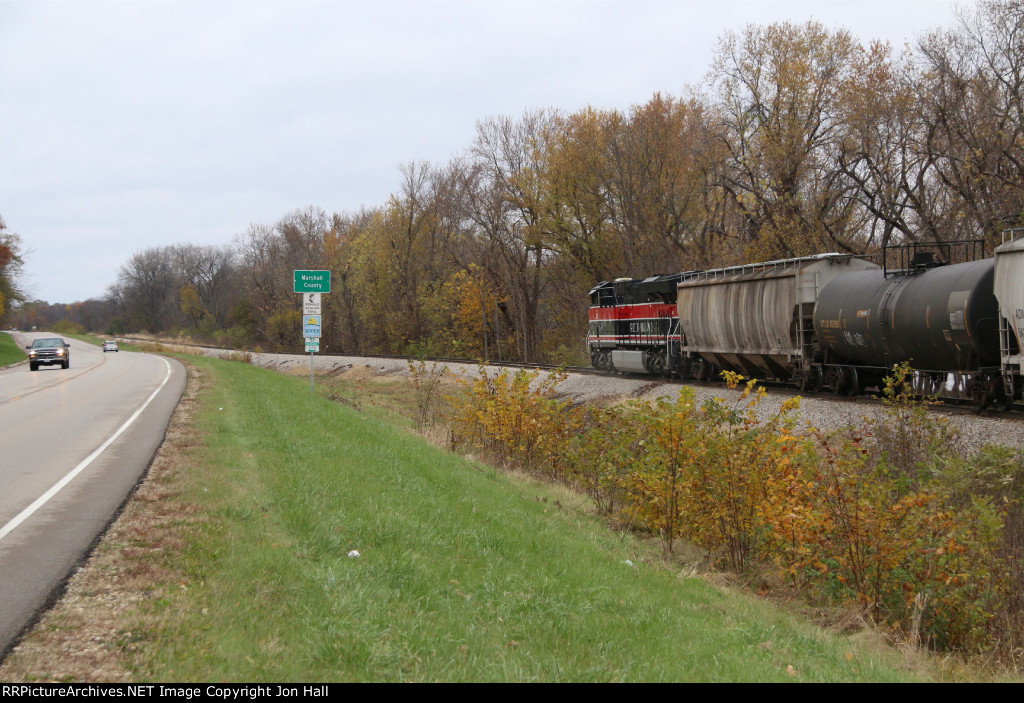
303, 314, 322, 338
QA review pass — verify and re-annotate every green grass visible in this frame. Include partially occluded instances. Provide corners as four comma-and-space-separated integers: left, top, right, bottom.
0, 331, 26, 365
138, 355, 925, 682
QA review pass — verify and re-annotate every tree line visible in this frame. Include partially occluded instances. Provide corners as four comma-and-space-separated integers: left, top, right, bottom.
0, 216, 26, 325
11, 1, 1024, 362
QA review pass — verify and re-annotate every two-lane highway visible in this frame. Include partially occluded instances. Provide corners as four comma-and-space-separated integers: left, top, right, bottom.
0, 333, 185, 657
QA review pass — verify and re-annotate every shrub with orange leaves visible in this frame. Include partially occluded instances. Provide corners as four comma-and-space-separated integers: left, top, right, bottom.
446, 365, 582, 479
426, 361, 1024, 657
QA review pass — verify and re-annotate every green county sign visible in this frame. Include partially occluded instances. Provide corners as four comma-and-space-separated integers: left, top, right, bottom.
293, 270, 331, 293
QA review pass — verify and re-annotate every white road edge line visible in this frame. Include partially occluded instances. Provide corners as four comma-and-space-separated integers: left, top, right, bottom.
0, 356, 173, 544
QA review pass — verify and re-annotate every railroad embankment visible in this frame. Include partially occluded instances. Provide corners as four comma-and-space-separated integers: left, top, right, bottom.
0, 352, 924, 682
120, 336, 1024, 454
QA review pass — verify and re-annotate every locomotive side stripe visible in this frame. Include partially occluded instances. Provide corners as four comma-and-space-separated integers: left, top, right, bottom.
589, 304, 677, 321
588, 336, 679, 342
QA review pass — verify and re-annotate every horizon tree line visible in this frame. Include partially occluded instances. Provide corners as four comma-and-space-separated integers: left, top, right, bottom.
9, 1, 1024, 363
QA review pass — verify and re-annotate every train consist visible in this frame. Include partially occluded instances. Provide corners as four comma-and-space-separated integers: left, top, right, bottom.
587, 236, 1024, 408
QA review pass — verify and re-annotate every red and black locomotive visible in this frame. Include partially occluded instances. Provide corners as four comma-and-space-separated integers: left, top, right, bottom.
587, 273, 685, 376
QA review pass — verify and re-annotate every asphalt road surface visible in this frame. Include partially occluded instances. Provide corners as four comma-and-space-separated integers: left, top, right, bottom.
0, 332, 185, 657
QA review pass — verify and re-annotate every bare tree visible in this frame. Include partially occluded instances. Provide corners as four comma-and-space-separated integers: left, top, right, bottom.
470, 109, 561, 362
171, 244, 239, 328
113, 247, 178, 332
916, 0, 1024, 241
710, 21, 864, 258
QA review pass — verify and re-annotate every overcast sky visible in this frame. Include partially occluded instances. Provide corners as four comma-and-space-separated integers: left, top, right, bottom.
2, 0, 960, 304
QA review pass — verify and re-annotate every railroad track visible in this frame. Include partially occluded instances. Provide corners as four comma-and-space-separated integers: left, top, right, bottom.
118, 337, 1021, 421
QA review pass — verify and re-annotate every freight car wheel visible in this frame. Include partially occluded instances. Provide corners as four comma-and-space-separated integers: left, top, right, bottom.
797, 370, 810, 392
973, 374, 1000, 411
797, 372, 809, 392
844, 367, 859, 396
648, 353, 666, 376
693, 359, 708, 382
1000, 377, 1020, 411
830, 367, 846, 395
914, 372, 944, 397
702, 362, 717, 382
797, 367, 823, 393
810, 367, 823, 393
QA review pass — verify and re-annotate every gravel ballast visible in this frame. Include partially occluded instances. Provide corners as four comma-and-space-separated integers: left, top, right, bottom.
164, 344, 1024, 456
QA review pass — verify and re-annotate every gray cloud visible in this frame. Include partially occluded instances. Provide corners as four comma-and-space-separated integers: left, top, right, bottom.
0, 0, 953, 303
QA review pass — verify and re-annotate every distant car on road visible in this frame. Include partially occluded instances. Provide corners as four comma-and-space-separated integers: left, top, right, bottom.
103, 340, 118, 352
26, 337, 71, 371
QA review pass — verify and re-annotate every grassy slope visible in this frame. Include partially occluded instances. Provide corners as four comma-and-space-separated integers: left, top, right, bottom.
0, 331, 25, 366
133, 355, 922, 682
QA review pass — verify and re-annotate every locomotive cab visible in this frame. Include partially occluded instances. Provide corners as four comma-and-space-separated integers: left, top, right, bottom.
587, 274, 684, 375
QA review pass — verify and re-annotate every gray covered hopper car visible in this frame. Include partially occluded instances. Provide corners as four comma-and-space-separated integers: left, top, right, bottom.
994, 233, 1024, 403
675, 254, 879, 387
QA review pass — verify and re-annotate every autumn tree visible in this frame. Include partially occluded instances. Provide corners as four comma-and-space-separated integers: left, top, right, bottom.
109, 246, 178, 332
63, 298, 117, 333
342, 161, 470, 355
470, 109, 561, 362
423, 157, 512, 359
171, 243, 239, 329
542, 107, 616, 280
234, 222, 286, 334
711, 21, 865, 258
346, 209, 408, 353
235, 206, 328, 350
604, 94, 729, 272
322, 208, 375, 355
916, 0, 1024, 242
0, 216, 26, 324
383, 161, 445, 346
835, 42, 930, 248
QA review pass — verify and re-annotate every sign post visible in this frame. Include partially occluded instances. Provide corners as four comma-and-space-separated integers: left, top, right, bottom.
295, 272, 331, 393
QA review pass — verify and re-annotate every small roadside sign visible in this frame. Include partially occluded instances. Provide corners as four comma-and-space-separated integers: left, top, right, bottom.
305, 338, 320, 353
303, 314, 322, 338
302, 293, 322, 315
294, 270, 331, 293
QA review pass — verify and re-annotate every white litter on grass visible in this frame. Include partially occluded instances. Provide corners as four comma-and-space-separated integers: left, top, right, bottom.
624, 559, 634, 567
347, 550, 361, 558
